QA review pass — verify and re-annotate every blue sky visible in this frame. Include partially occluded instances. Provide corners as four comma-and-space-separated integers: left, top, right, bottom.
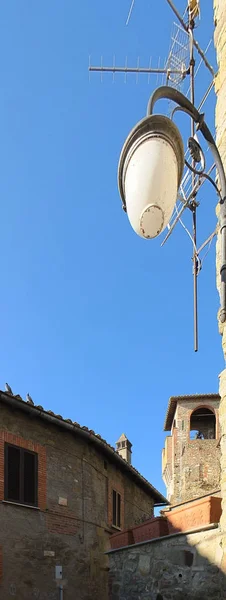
0, 1, 221, 499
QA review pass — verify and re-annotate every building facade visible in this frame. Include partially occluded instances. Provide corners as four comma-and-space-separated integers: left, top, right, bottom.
162, 394, 221, 504
214, 0, 226, 571
0, 390, 166, 600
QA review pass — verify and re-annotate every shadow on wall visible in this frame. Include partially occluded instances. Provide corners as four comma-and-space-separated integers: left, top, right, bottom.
107, 502, 226, 600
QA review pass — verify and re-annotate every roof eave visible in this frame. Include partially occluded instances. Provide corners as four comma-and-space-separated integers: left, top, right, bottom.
0, 392, 168, 506
164, 393, 220, 431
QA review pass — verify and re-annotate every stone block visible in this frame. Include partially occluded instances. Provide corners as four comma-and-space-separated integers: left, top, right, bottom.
58, 496, 68, 506
138, 554, 150, 575
124, 555, 138, 573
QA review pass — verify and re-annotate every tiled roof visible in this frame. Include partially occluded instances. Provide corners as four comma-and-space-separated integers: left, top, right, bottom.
164, 393, 220, 431
0, 390, 167, 506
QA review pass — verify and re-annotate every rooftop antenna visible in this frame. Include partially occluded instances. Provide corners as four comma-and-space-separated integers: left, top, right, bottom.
189, 0, 198, 351
162, 1, 215, 351
89, 0, 216, 351
165, 21, 190, 90
89, 0, 213, 82
126, 0, 136, 26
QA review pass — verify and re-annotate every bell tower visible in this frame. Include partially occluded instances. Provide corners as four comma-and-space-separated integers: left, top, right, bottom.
162, 394, 221, 504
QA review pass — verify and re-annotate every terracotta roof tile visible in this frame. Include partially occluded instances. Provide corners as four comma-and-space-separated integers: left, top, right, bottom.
0, 389, 167, 505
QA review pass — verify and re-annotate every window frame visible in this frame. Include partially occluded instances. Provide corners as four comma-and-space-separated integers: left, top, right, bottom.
112, 489, 121, 529
4, 442, 38, 507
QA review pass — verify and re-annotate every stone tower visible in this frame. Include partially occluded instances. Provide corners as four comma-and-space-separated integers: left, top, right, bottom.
162, 394, 221, 504
116, 433, 132, 465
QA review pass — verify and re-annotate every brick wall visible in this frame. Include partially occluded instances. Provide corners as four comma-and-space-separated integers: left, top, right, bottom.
46, 514, 78, 536
0, 402, 155, 599
0, 546, 2, 585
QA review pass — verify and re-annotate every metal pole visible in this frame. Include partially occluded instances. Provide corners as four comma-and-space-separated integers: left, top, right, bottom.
165, 0, 215, 77
192, 207, 198, 350
147, 85, 226, 324
166, 0, 189, 33
59, 585, 63, 600
188, 13, 198, 351
89, 66, 184, 75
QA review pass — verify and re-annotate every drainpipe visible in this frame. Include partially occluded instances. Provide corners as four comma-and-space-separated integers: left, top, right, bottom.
59, 585, 63, 600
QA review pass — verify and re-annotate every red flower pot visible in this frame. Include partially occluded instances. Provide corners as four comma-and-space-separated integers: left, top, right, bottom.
165, 495, 222, 534
132, 517, 169, 544
110, 528, 134, 549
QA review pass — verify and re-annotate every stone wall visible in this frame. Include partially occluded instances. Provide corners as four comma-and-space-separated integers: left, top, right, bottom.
108, 525, 226, 600
214, 0, 226, 571
0, 402, 155, 600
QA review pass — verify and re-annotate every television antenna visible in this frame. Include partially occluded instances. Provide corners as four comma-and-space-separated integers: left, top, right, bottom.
89, 0, 216, 351
126, 0, 136, 26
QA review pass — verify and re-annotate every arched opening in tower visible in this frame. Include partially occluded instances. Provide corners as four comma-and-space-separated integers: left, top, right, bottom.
190, 407, 216, 440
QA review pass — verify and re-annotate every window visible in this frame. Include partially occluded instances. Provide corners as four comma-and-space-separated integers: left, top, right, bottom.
112, 490, 121, 528
4, 443, 38, 506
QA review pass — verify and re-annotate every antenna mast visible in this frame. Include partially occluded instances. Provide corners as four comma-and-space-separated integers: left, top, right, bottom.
188, 0, 199, 351
90, 0, 216, 351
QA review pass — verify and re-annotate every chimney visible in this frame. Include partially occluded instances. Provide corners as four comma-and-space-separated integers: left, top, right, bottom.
116, 433, 132, 465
